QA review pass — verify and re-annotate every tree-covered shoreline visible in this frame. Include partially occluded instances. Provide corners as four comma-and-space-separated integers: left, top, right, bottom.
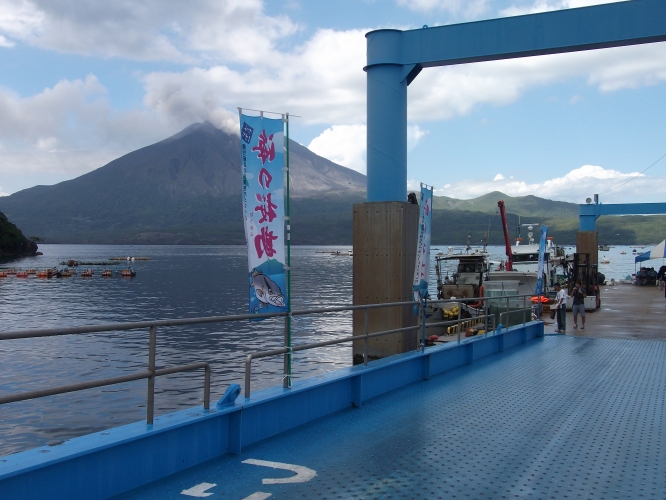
0, 211, 39, 259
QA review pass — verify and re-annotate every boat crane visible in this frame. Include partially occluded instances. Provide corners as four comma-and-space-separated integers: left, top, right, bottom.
497, 200, 513, 271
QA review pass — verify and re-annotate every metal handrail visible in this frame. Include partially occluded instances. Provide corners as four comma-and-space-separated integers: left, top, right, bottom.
0, 301, 419, 424
244, 323, 420, 397
1, 295, 542, 419
243, 294, 541, 397
0, 301, 419, 341
0, 363, 210, 424
0, 321, 211, 425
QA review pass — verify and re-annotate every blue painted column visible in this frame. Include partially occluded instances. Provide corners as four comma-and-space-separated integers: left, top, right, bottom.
366, 31, 407, 202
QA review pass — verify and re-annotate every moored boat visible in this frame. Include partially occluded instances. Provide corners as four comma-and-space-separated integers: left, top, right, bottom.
487, 200, 567, 296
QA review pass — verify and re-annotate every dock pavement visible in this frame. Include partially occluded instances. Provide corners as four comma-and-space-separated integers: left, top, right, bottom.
544, 282, 666, 340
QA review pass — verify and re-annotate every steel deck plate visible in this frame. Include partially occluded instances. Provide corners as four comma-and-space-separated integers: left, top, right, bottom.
114, 336, 665, 499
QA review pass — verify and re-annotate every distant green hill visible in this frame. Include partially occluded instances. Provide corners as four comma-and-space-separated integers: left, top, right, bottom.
433, 191, 579, 219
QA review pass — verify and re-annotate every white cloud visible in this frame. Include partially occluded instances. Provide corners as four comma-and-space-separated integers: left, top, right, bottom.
435, 164, 661, 203
494, 173, 505, 181
407, 179, 421, 192
308, 124, 366, 174
142, 28, 367, 127
306, 123, 427, 176
0, 149, 123, 175
407, 125, 428, 150
0, 75, 188, 188
0, 0, 299, 64
1, 0, 666, 198
0, 186, 8, 196
0, 0, 43, 41
396, 0, 490, 18
500, 0, 627, 17
0, 75, 176, 151
408, 42, 666, 122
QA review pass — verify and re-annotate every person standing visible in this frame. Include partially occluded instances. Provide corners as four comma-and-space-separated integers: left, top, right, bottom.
553, 283, 568, 333
572, 280, 586, 329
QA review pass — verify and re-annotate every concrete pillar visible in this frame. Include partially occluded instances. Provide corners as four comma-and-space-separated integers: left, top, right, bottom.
352, 202, 419, 365
366, 60, 407, 202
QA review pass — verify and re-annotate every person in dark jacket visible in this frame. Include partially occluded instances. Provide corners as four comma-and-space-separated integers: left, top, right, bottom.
571, 280, 586, 329
658, 265, 666, 290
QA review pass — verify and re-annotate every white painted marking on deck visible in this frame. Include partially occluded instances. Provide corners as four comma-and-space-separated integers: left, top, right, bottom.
242, 493, 272, 500
181, 482, 217, 497
242, 458, 317, 484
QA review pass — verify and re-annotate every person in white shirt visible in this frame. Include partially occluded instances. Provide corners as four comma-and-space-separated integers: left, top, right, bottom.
553, 283, 568, 333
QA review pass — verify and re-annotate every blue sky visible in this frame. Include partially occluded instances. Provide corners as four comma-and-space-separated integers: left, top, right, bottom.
1, 0, 665, 204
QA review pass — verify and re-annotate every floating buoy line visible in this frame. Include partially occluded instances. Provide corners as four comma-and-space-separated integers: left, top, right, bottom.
0, 267, 137, 279
1, 257, 146, 279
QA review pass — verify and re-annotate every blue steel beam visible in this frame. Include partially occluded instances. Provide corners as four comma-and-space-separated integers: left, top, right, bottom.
579, 202, 666, 231
365, 0, 666, 202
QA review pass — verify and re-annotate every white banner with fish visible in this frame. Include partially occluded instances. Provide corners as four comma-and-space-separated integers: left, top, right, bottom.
412, 185, 433, 308
240, 113, 288, 315
535, 225, 548, 296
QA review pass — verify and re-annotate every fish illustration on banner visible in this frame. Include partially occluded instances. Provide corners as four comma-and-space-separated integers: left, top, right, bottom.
412, 185, 433, 313
240, 114, 288, 315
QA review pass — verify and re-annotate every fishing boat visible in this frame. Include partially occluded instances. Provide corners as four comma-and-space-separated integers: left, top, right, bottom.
101, 269, 113, 277
600, 256, 610, 264
120, 268, 136, 278
430, 251, 488, 338
486, 200, 567, 296
80, 269, 94, 278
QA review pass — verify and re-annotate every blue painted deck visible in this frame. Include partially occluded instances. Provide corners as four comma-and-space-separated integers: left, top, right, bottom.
113, 335, 665, 499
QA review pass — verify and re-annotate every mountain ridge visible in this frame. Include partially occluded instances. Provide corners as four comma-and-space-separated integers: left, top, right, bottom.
1, 122, 664, 245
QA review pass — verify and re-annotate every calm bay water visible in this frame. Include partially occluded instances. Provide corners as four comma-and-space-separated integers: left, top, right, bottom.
0, 243, 645, 456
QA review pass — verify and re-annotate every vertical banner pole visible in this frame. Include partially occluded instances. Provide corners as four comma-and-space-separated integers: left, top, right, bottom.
239, 107, 290, 391
284, 113, 292, 389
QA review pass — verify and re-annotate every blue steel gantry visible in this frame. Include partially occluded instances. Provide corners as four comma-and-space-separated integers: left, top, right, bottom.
365, 0, 666, 202
579, 201, 666, 231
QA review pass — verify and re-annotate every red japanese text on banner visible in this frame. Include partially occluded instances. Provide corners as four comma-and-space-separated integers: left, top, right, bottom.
240, 114, 288, 314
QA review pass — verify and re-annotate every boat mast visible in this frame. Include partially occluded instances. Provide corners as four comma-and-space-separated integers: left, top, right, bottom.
497, 200, 513, 271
